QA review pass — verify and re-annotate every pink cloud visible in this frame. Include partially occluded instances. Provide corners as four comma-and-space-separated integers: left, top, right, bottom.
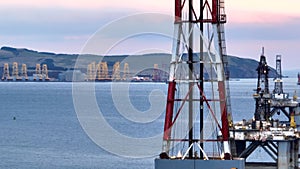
226, 0, 300, 24
0, 0, 171, 12
227, 11, 299, 25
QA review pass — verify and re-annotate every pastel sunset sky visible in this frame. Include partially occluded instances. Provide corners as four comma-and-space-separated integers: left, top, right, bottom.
0, 0, 300, 69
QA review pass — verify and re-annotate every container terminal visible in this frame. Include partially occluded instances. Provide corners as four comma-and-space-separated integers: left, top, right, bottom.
154, 0, 299, 169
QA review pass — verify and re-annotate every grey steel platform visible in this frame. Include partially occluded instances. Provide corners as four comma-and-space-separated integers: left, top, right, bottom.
155, 158, 245, 169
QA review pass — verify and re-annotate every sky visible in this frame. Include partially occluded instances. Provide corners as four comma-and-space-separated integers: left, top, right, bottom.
1, 0, 300, 70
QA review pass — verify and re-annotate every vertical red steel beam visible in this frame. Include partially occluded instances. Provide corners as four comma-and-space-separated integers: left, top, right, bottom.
163, 81, 176, 140
218, 81, 229, 141
175, 0, 182, 22
212, 0, 218, 23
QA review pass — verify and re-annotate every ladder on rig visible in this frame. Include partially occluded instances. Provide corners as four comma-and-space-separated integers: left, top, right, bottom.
218, 0, 233, 127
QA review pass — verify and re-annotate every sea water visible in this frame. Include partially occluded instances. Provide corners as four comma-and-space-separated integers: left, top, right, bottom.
0, 78, 298, 168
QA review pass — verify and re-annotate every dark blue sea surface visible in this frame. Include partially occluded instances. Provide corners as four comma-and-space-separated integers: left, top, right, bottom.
0, 78, 298, 168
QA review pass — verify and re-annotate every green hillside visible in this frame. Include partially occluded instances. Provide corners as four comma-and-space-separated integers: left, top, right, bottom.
0, 46, 276, 80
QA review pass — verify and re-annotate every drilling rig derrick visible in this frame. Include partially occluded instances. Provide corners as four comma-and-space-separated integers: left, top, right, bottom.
272, 55, 288, 100
253, 49, 271, 121
253, 52, 298, 122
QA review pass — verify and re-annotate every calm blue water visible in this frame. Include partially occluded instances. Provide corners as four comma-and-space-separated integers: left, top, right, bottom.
0, 78, 298, 168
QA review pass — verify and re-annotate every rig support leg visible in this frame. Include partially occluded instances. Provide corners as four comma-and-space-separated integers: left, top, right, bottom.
277, 140, 299, 169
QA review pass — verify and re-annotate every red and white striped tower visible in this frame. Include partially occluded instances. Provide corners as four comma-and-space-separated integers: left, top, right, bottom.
162, 0, 232, 159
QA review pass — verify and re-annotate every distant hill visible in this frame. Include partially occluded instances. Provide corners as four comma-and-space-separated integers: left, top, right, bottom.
0, 46, 276, 79
227, 55, 277, 78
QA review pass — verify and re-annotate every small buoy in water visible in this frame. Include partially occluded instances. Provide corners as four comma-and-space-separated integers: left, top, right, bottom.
13, 116, 16, 120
